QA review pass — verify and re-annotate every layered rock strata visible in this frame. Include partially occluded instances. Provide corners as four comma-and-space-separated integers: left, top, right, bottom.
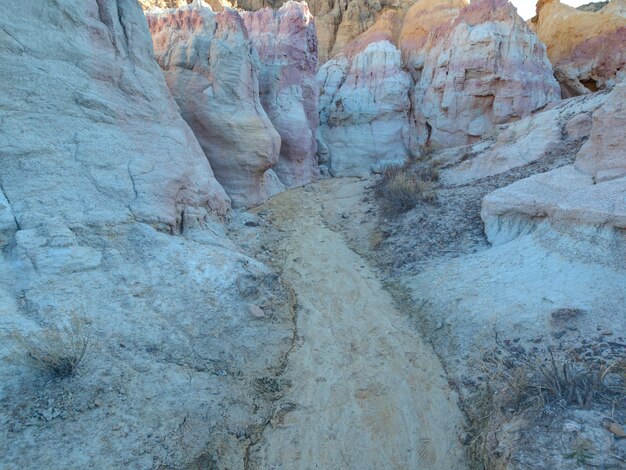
242, 1, 320, 187
531, 0, 626, 95
146, 1, 283, 207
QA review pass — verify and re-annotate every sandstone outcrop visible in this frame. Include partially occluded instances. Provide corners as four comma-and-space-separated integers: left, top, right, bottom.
531, 0, 626, 95
412, 0, 560, 148
481, 79, 626, 245
236, 0, 415, 63
575, 78, 626, 181
317, 40, 412, 176
439, 92, 607, 186
317, 0, 561, 174
0, 1, 293, 468
242, 1, 320, 187
140, 0, 230, 11
146, 1, 283, 208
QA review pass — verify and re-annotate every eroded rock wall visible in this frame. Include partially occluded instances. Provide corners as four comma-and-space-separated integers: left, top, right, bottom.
146, 1, 283, 208
412, 0, 560, 148
531, 0, 626, 95
317, 40, 413, 176
0, 1, 293, 468
242, 1, 320, 187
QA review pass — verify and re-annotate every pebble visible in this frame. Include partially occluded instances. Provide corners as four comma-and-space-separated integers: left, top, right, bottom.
249, 304, 265, 319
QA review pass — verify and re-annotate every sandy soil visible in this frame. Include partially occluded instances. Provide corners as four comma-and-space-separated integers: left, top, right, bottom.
243, 180, 468, 469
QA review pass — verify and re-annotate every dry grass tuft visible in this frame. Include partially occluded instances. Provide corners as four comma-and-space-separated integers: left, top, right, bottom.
376, 163, 438, 216
466, 343, 625, 468
9, 314, 91, 378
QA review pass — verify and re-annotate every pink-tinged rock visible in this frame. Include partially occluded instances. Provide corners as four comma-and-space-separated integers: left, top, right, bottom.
575, 78, 626, 182
241, 1, 320, 188
0, 0, 230, 234
412, 0, 561, 148
531, 0, 626, 93
146, 1, 282, 208
317, 40, 412, 176
481, 79, 626, 245
440, 92, 606, 186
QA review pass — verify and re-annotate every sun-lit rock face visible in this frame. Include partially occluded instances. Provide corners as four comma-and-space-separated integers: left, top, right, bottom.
412, 0, 560, 148
242, 1, 320, 187
317, 40, 412, 176
531, 0, 626, 95
235, 0, 416, 63
146, 1, 283, 208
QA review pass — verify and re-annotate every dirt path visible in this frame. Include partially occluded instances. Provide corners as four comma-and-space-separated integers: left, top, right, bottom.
247, 179, 468, 469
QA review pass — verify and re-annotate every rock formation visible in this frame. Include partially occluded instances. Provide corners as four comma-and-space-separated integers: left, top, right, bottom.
140, 0, 231, 11
0, 1, 293, 468
481, 78, 626, 245
600, 0, 626, 17
242, 1, 320, 187
317, 39, 413, 176
412, 0, 560, 148
531, 0, 626, 95
235, 0, 416, 63
146, 1, 283, 208
438, 92, 607, 186
317, 0, 561, 174
577, 1, 609, 12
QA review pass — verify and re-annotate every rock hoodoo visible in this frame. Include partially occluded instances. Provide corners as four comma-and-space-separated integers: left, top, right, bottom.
412, 0, 560, 148
242, 1, 320, 187
317, 38, 413, 176
146, 1, 284, 208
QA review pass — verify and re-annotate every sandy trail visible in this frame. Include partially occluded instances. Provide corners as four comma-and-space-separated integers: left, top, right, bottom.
248, 180, 468, 469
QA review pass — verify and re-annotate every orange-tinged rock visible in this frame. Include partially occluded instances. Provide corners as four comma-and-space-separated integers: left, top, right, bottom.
532, 0, 626, 93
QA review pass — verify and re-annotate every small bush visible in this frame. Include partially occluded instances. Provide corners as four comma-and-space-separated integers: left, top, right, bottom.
377, 165, 437, 216
9, 314, 91, 378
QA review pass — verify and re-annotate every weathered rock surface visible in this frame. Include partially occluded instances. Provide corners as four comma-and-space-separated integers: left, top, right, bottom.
412, 0, 560, 148
531, 0, 626, 94
600, 0, 626, 17
140, 0, 230, 12
242, 1, 320, 187
439, 92, 607, 186
236, 0, 416, 63
317, 40, 412, 176
575, 77, 626, 181
0, 1, 293, 468
146, 1, 283, 208
577, 0, 609, 12
481, 80, 626, 245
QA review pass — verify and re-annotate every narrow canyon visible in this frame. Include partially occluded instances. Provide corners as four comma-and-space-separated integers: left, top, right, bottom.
0, 0, 624, 469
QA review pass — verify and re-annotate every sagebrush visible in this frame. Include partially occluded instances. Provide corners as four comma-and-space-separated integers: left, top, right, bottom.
9, 314, 91, 378
376, 164, 437, 215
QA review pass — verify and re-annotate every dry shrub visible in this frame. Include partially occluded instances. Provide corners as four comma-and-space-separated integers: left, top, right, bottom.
466, 343, 626, 468
9, 314, 91, 378
377, 164, 437, 216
